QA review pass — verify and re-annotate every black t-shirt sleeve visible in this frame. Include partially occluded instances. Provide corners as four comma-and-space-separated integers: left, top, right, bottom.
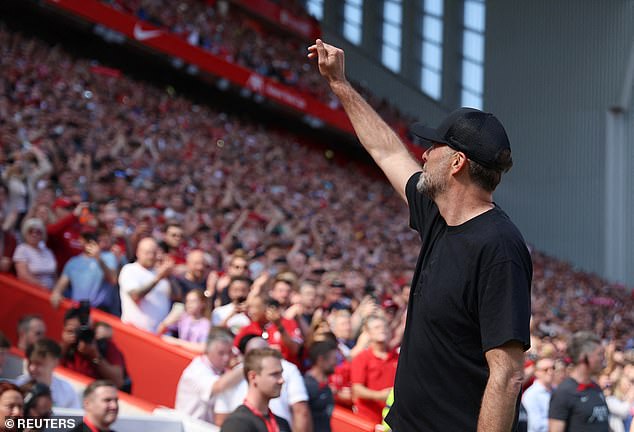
406, 171, 428, 232
548, 386, 572, 421
478, 260, 531, 352
274, 415, 292, 432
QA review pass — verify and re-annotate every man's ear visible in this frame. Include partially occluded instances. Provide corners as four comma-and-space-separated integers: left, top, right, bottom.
450, 151, 468, 173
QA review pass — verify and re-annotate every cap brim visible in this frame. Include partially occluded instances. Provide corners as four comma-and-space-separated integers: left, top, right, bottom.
410, 122, 448, 144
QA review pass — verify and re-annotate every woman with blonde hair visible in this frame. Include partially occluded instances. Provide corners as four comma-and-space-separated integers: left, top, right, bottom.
13, 218, 57, 289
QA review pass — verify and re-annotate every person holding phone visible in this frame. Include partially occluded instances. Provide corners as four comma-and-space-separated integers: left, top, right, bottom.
211, 276, 252, 335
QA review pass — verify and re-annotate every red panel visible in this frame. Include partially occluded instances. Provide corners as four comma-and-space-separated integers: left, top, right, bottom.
231, 0, 321, 40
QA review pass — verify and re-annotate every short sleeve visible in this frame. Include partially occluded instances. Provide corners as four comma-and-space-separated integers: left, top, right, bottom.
284, 362, 308, 404
118, 264, 141, 293
284, 319, 303, 344
215, 387, 235, 414
548, 387, 571, 421
100, 252, 117, 270
12, 244, 28, 263
478, 260, 531, 352
220, 415, 251, 432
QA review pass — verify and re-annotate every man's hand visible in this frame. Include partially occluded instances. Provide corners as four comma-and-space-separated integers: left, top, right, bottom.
85, 241, 101, 259
50, 291, 63, 308
156, 257, 175, 280
77, 340, 100, 360
73, 202, 90, 218
266, 306, 282, 325
307, 39, 347, 84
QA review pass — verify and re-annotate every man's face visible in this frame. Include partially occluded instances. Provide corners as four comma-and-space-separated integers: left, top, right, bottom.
587, 344, 605, 375
186, 251, 206, 280
28, 355, 57, 382
366, 318, 389, 344
165, 226, 184, 248
207, 340, 232, 372
28, 395, 53, 419
136, 239, 158, 268
416, 143, 454, 199
25, 319, 46, 347
534, 358, 555, 387
319, 349, 338, 376
333, 314, 352, 339
62, 318, 80, 346
271, 281, 292, 307
300, 285, 317, 311
85, 386, 119, 428
253, 357, 284, 399
228, 258, 248, 276
247, 297, 266, 323
228, 280, 249, 302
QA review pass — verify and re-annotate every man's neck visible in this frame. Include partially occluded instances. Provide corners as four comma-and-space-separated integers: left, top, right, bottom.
537, 379, 552, 391
85, 414, 108, 431
245, 389, 269, 415
370, 341, 388, 357
570, 365, 592, 385
434, 186, 494, 227
307, 367, 328, 383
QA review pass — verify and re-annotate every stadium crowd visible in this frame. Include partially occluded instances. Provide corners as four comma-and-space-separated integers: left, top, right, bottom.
1, 10, 634, 431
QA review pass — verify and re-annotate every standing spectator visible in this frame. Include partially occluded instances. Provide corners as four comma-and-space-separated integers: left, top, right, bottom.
159, 223, 187, 265
270, 274, 295, 311
329, 309, 355, 362
118, 237, 173, 333
350, 315, 398, 425
16, 315, 46, 352
13, 218, 57, 289
211, 276, 251, 335
69, 380, 119, 432
59, 308, 125, 389
46, 201, 88, 270
215, 336, 312, 432
15, 339, 80, 409
220, 348, 291, 432
159, 289, 212, 352
234, 293, 303, 367
0, 184, 17, 273
304, 340, 338, 432
522, 356, 555, 432
0, 382, 23, 431
607, 372, 634, 432
309, 40, 530, 432
548, 331, 609, 431
213, 252, 250, 306
171, 250, 213, 301
50, 230, 118, 313
174, 328, 244, 424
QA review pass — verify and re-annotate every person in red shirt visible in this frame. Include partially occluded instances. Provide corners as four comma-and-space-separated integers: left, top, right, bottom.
47, 199, 88, 269
234, 293, 303, 368
350, 315, 398, 425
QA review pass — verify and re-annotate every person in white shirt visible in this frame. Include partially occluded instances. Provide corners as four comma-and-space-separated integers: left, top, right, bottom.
118, 237, 173, 333
215, 336, 312, 432
174, 328, 244, 424
15, 339, 80, 409
522, 356, 556, 432
211, 276, 251, 335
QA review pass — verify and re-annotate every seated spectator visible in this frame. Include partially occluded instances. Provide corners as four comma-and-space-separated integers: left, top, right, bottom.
15, 339, 80, 408
304, 341, 338, 432
118, 237, 173, 333
522, 356, 555, 432
13, 218, 57, 290
70, 380, 119, 432
234, 293, 303, 367
21, 382, 53, 422
50, 230, 118, 313
170, 250, 212, 302
16, 315, 46, 352
219, 348, 291, 432
0, 382, 23, 431
215, 335, 311, 430
59, 308, 125, 389
211, 276, 251, 335
350, 315, 398, 425
174, 328, 244, 424
159, 289, 212, 352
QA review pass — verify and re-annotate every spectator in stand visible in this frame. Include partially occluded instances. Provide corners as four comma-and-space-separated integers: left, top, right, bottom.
304, 340, 338, 432
215, 335, 312, 432
350, 315, 398, 425
270, 273, 296, 311
13, 218, 57, 290
159, 222, 187, 266
50, 230, 118, 313
46, 200, 89, 270
69, 380, 119, 432
118, 237, 173, 333
521, 356, 555, 432
219, 348, 291, 432
21, 382, 53, 423
15, 339, 80, 409
606, 371, 634, 432
170, 249, 213, 302
159, 289, 212, 352
548, 331, 609, 431
284, 282, 321, 343
59, 308, 125, 390
234, 293, 303, 367
16, 315, 46, 352
212, 251, 250, 306
94, 322, 132, 393
0, 382, 23, 431
329, 309, 355, 362
211, 276, 251, 335
0, 183, 17, 273
174, 327, 244, 424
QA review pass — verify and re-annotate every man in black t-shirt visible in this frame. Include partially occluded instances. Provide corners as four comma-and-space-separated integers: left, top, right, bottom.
304, 341, 338, 432
221, 348, 291, 432
309, 40, 531, 432
548, 332, 609, 432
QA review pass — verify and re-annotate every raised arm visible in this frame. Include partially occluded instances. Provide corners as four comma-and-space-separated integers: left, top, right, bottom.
308, 39, 420, 201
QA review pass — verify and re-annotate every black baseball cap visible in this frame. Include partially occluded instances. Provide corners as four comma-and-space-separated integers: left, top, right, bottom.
410, 108, 511, 171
